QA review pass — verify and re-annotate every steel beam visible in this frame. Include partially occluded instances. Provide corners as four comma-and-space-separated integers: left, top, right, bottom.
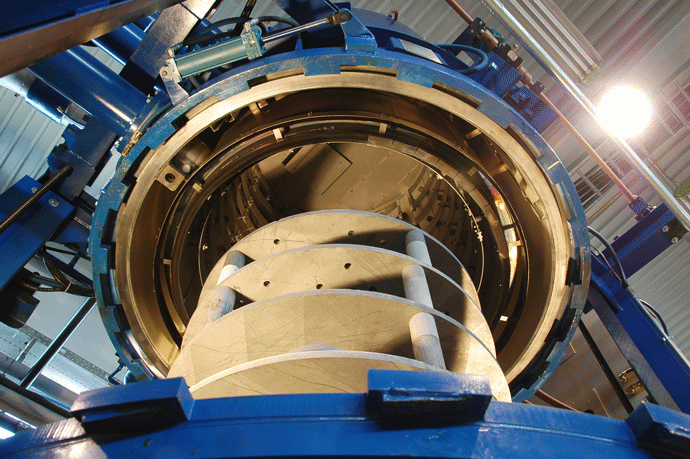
20, 299, 96, 390
0, 376, 71, 422
0, 1, 186, 78
29, 48, 148, 137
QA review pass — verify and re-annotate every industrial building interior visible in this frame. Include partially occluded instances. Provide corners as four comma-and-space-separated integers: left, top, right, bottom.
0, 0, 689, 457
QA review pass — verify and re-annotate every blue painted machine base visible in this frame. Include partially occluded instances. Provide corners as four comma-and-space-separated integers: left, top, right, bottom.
2, 371, 689, 459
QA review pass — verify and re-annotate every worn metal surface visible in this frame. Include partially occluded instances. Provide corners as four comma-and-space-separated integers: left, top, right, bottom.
367, 369, 493, 418
70, 377, 192, 434
170, 211, 510, 400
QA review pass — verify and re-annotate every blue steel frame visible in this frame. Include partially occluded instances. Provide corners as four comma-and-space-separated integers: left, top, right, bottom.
2, 371, 690, 459
0, 0, 186, 77
0, 177, 74, 292
589, 203, 690, 414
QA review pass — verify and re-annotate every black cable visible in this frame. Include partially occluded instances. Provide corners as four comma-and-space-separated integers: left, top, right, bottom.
24, 273, 63, 289
18, 271, 64, 292
437, 43, 489, 74
194, 17, 252, 37
183, 18, 249, 46
640, 299, 670, 336
590, 245, 622, 286
41, 250, 93, 286
233, 0, 257, 35
183, 16, 298, 48
588, 226, 628, 288
258, 15, 299, 27
19, 281, 62, 292
40, 250, 94, 297
588, 226, 672, 340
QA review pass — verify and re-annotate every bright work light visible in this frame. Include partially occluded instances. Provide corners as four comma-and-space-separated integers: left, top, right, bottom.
597, 85, 652, 138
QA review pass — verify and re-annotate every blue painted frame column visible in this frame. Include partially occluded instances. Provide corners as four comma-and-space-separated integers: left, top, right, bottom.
588, 203, 690, 413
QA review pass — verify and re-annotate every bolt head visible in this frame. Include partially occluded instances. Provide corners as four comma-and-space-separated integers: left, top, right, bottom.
672, 237, 679, 244
48, 198, 59, 207
662, 225, 669, 232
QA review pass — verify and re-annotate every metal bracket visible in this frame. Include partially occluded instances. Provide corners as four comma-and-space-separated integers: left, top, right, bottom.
367, 369, 493, 420
241, 23, 265, 60
160, 59, 188, 106
71, 377, 194, 434
340, 9, 377, 53
626, 402, 690, 457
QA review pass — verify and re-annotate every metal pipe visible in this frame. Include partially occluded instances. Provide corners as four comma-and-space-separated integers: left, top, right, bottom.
579, 321, 635, 414
534, 389, 578, 411
262, 12, 347, 44
207, 251, 245, 324
402, 233, 446, 371
588, 130, 690, 222
444, 0, 474, 24
539, 95, 636, 202
91, 24, 145, 66
479, 0, 690, 230
444, 1, 635, 202
0, 375, 71, 419
20, 298, 96, 389
0, 70, 74, 125
404, 229, 432, 265
0, 165, 72, 237
28, 47, 147, 137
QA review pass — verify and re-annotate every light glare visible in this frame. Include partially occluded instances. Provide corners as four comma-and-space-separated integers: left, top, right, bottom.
0, 427, 14, 440
597, 86, 652, 138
